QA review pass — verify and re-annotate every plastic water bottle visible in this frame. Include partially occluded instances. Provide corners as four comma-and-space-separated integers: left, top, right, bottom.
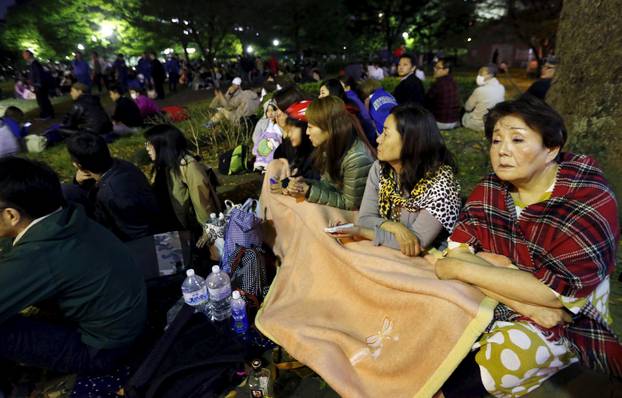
231, 290, 249, 334
206, 265, 231, 321
181, 269, 209, 314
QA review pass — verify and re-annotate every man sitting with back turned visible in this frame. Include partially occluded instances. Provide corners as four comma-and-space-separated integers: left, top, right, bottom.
64, 132, 160, 241
0, 157, 147, 375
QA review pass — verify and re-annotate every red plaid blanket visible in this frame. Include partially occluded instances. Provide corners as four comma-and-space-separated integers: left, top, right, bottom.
451, 152, 622, 376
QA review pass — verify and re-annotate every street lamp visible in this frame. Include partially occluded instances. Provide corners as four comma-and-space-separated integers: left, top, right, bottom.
272, 39, 280, 46
246, 45, 254, 54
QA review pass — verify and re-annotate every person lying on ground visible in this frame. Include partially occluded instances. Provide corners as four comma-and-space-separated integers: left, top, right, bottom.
144, 124, 222, 248
208, 77, 260, 125
130, 87, 161, 120
284, 96, 375, 210
0, 157, 147, 376
108, 83, 143, 136
59, 82, 113, 137
434, 95, 622, 397
63, 133, 160, 242
329, 105, 461, 257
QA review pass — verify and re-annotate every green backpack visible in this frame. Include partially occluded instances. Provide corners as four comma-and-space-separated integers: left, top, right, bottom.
218, 144, 250, 175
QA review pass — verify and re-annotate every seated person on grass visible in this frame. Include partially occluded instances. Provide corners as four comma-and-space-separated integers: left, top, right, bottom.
283, 96, 375, 210
329, 104, 461, 256
63, 133, 160, 242
60, 82, 113, 137
0, 157, 147, 376
108, 83, 143, 135
435, 96, 622, 397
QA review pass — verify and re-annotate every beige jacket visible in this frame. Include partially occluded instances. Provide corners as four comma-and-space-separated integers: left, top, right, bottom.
462, 78, 505, 132
163, 155, 221, 230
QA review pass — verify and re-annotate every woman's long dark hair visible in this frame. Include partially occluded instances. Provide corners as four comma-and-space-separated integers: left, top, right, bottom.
144, 124, 190, 175
306, 96, 375, 183
321, 78, 347, 100
388, 104, 457, 191
273, 85, 307, 112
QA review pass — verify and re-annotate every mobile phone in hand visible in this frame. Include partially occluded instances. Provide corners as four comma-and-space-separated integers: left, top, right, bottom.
324, 223, 354, 234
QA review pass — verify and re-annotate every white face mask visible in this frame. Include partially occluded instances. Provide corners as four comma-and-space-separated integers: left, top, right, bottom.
476, 75, 487, 86
130, 92, 138, 100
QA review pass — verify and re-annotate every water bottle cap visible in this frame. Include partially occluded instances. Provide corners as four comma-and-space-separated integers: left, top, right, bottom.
232, 290, 241, 299
186, 269, 195, 277
251, 359, 262, 369
211, 265, 220, 273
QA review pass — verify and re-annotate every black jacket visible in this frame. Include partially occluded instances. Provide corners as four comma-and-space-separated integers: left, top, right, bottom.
112, 96, 143, 127
393, 73, 425, 106
94, 159, 160, 241
28, 59, 49, 89
151, 59, 166, 82
62, 94, 113, 135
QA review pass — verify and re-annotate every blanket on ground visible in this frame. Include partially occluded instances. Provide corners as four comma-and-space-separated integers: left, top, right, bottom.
256, 162, 496, 398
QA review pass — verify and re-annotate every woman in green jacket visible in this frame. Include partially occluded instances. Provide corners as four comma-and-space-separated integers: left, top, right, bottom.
286, 96, 375, 210
144, 124, 221, 246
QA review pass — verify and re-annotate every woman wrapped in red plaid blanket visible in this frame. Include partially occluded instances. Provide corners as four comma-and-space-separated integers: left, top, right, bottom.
435, 95, 622, 398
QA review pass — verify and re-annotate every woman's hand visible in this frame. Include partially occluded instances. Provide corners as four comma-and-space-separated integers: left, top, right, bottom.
196, 230, 212, 249
524, 305, 572, 329
284, 177, 309, 199
381, 221, 421, 256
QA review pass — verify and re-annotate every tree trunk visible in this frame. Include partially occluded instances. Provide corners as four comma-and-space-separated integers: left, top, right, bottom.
547, 0, 622, 208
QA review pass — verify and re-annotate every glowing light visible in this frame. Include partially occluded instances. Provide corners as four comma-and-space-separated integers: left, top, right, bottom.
246, 45, 254, 53
91, 35, 97, 42
378, 12, 383, 18
99, 21, 116, 37
171, 18, 179, 23
272, 39, 280, 46
163, 48, 174, 55
467, 37, 472, 42
402, 32, 409, 39
187, 48, 196, 54
77, 43, 85, 50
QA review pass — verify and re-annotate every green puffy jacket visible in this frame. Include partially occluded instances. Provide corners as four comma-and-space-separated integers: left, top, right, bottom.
306, 139, 374, 210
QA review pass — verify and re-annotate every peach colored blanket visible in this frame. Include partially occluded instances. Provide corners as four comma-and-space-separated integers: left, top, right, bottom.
256, 165, 495, 398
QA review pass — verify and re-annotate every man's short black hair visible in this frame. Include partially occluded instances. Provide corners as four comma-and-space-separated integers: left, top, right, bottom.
399, 53, 416, 67
66, 133, 114, 174
4, 106, 24, 121
437, 58, 452, 73
0, 157, 64, 219
108, 83, 122, 94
